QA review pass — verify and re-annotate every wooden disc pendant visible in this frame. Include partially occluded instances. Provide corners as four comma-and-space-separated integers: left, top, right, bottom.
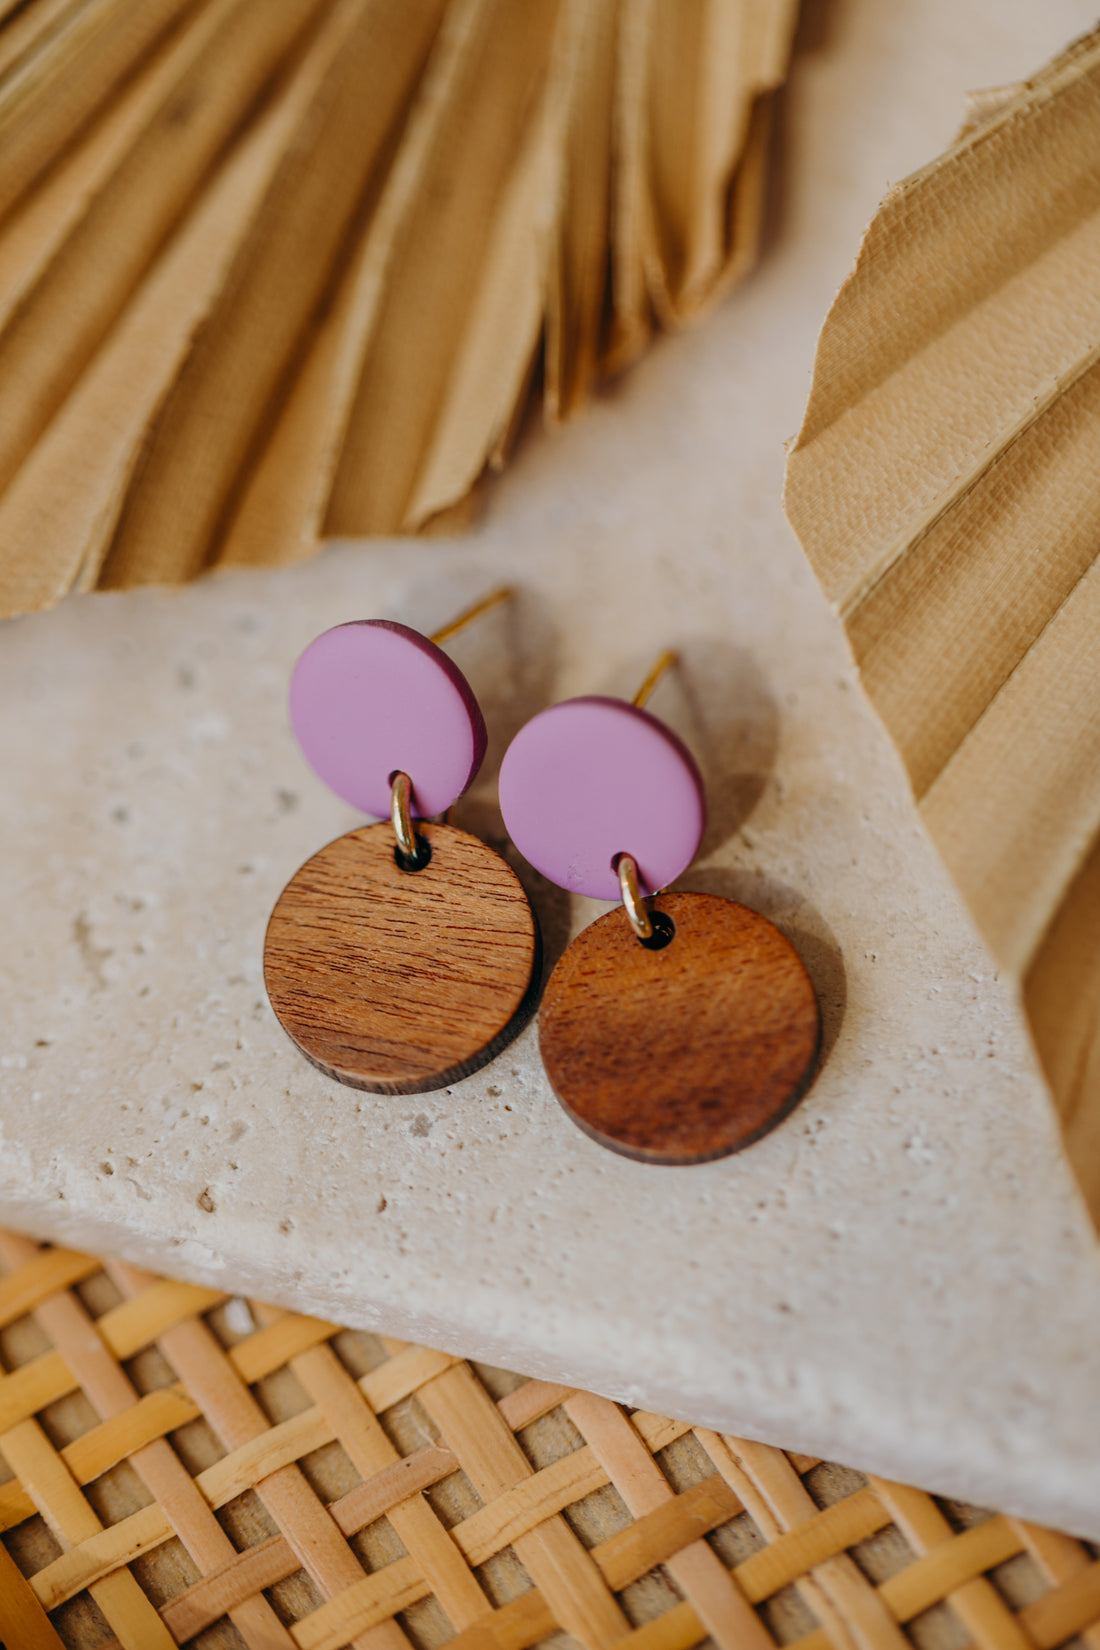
264, 823, 540, 1094
539, 892, 820, 1164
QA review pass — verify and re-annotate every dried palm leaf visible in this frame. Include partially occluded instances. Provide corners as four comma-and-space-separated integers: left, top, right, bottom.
0, 0, 355, 612
97, 0, 446, 588
0, 0, 331, 510
0, 0, 198, 219
0, 0, 797, 613
783, 24, 1100, 1225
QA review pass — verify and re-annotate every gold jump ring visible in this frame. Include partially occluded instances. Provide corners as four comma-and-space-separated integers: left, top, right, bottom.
390, 771, 418, 858
616, 852, 654, 943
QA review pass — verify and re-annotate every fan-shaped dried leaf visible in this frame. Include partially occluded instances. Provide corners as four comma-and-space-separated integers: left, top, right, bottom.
0, 0, 360, 612
0, 0, 798, 613
783, 24, 1100, 1226
0, 0, 329, 509
0, 0, 197, 220
322, 0, 563, 537
98, 0, 446, 588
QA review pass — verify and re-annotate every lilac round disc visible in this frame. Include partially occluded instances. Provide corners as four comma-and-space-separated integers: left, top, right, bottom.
289, 621, 486, 819
499, 697, 706, 900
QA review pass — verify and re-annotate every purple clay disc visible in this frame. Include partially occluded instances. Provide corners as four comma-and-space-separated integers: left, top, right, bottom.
499, 696, 706, 900
289, 620, 486, 819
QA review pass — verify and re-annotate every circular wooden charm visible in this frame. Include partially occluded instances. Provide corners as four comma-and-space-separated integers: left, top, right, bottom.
539, 892, 820, 1163
264, 823, 540, 1094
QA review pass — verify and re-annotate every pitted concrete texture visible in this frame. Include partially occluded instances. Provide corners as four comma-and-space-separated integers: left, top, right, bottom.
3, 0, 1099, 1537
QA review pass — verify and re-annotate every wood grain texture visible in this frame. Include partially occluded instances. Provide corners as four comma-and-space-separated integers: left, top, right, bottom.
539, 892, 820, 1163
264, 821, 540, 1094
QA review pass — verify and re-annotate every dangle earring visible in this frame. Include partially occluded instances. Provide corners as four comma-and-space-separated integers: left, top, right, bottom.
499, 652, 821, 1164
264, 589, 540, 1094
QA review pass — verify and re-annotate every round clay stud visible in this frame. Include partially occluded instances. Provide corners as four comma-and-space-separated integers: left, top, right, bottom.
264, 822, 540, 1093
498, 697, 706, 900
538, 892, 820, 1163
289, 620, 487, 819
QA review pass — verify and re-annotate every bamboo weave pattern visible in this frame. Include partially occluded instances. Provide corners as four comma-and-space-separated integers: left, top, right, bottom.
0, 1231, 1097, 1650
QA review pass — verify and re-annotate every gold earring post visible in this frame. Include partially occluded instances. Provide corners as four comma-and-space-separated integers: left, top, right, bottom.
631, 648, 678, 709
390, 589, 512, 860
614, 649, 679, 939
430, 585, 513, 646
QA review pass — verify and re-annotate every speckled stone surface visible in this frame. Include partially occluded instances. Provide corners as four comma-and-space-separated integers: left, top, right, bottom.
3, 0, 1099, 1538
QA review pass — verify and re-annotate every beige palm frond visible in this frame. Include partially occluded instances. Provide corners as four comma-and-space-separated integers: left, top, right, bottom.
0, 0, 798, 616
783, 24, 1100, 1226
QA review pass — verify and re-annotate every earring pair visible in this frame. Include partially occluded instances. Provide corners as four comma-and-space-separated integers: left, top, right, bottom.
264, 595, 820, 1164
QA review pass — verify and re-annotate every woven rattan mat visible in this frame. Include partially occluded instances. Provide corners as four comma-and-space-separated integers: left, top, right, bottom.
1, 1230, 1098, 1650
